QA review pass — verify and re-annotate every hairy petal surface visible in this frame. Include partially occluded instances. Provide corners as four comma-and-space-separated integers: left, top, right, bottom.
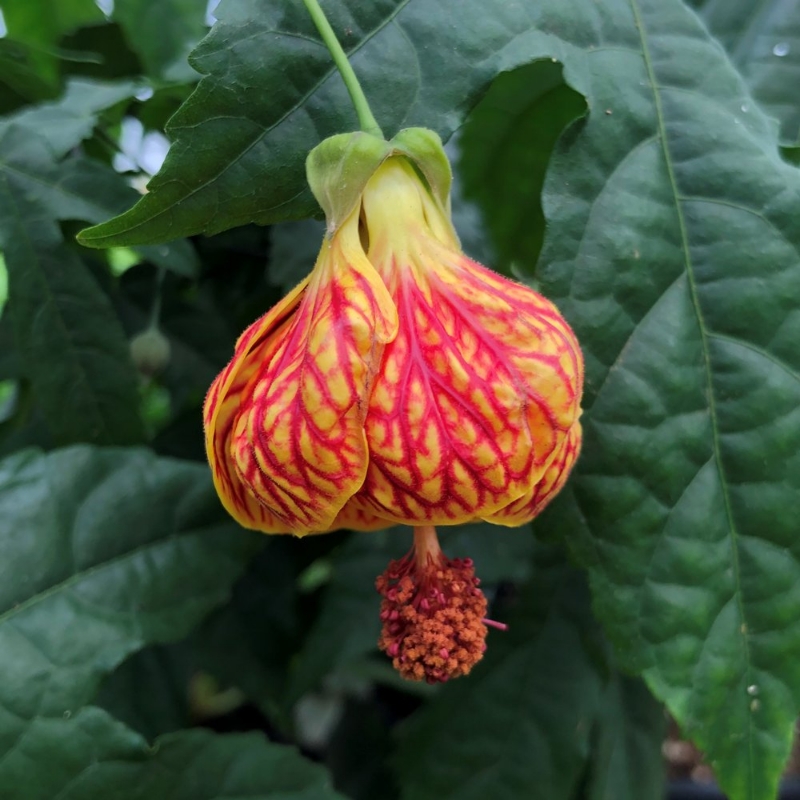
362, 251, 581, 524
326, 499, 394, 533
346, 160, 583, 526
229, 213, 398, 534
485, 420, 583, 526
204, 280, 307, 533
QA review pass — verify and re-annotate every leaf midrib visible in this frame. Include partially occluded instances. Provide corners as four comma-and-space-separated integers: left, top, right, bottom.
627, 0, 756, 789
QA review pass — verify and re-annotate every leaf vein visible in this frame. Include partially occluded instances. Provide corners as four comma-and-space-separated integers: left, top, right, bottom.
629, 0, 756, 788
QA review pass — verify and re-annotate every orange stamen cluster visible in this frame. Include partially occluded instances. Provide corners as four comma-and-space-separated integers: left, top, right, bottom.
376, 526, 502, 683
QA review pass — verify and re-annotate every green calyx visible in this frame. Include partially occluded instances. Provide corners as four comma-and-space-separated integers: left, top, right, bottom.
390, 128, 452, 212
305, 132, 391, 231
306, 127, 453, 232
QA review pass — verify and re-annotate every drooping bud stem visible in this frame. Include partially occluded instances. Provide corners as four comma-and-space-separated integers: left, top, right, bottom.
148, 265, 166, 329
300, 0, 383, 138
130, 266, 171, 377
376, 526, 504, 683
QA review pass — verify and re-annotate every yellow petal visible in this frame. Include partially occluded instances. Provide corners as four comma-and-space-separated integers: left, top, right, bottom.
204, 279, 308, 533
228, 210, 398, 535
353, 158, 583, 525
484, 420, 582, 526
325, 497, 394, 532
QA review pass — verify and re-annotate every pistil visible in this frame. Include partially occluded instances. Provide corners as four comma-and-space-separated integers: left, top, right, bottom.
376, 525, 504, 683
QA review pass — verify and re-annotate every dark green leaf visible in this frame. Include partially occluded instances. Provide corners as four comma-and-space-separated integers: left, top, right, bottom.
438, 521, 535, 584
396, 544, 604, 800
692, 0, 800, 145
59, 157, 200, 277
0, 39, 61, 110
0, 445, 261, 764
459, 60, 586, 275
0, 78, 137, 157
0, 381, 53, 459
114, 266, 235, 413
114, 0, 207, 82
0, 315, 19, 380
1, 0, 104, 85
2, 0, 105, 48
448, 151, 496, 270
94, 646, 194, 740
0, 705, 345, 800
288, 530, 403, 702
782, 144, 800, 166
0, 88, 198, 278
326, 697, 397, 800
58, 22, 145, 83
0, 134, 199, 278
268, 219, 325, 293
0, 115, 197, 444
583, 675, 665, 800
525, 1, 800, 798
135, 239, 199, 278
182, 536, 304, 730
96, 541, 304, 741
78, 0, 596, 247
0, 168, 143, 445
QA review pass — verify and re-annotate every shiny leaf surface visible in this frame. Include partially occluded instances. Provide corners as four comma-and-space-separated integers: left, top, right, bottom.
530, 2, 800, 798
690, 0, 800, 145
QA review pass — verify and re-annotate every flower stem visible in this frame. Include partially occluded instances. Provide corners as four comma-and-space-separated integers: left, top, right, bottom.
301, 0, 383, 138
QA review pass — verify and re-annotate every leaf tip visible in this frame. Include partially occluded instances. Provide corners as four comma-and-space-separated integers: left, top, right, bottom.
76, 222, 110, 249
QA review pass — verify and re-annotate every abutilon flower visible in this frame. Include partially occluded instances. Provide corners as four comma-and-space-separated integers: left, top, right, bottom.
204, 130, 583, 683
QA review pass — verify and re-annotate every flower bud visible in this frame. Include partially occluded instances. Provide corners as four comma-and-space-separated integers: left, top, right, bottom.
130, 327, 171, 376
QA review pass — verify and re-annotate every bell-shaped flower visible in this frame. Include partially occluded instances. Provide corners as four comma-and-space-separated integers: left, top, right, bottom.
204, 129, 583, 682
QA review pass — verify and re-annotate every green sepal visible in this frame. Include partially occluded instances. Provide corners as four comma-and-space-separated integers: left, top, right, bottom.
390, 127, 452, 212
306, 127, 453, 232
305, 132, 392, 231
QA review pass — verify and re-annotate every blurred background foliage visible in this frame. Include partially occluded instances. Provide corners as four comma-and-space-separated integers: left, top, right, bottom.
1, 1, 799, 799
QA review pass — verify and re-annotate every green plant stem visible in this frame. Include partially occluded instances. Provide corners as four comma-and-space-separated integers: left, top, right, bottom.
301, 0, 383, 138
148, 266, 166, 329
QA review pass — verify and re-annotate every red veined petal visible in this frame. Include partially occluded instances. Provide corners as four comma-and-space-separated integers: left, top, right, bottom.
484, 420, 582, 526
354, 159, 583, 525
229, 213, 398, 535
204, 280, 308, 533
325, 497, 394, 532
